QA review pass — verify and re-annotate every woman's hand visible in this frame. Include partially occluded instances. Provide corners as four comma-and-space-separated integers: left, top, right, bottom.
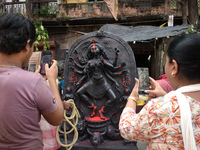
130, 78, 140, 100
125, 78, 139, 111
145, 77, 167, 97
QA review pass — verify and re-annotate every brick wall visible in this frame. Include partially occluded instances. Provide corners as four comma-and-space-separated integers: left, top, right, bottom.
57, 1, 183, 20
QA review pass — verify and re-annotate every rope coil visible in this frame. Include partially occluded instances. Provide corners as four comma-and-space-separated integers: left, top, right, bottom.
56, 99, 80, 150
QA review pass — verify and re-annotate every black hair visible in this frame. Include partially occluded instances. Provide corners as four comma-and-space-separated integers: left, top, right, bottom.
167, 34, 200, 80
0, 14, 36, 55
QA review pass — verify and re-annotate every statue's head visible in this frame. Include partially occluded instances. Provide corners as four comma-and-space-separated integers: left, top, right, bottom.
87, 39, 108, 60
88, 39, 101, 57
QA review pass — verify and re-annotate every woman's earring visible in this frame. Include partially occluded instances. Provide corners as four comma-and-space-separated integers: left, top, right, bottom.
171, 72, 175, 77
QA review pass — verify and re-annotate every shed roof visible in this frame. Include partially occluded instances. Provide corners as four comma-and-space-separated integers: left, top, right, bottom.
99, 24, 191, 42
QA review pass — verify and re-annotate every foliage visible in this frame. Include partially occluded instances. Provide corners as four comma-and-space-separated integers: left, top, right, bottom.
185, 24, 195, 34
33, 19, 50, 51
36, 3, 57, 18
0, 13, 4, 17
15, 12, 23, 15
61, 15, 71, 20
60, 12, 70, 20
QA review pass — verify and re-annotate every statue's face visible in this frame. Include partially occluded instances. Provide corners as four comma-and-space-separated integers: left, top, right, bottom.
91, 46, 100, 56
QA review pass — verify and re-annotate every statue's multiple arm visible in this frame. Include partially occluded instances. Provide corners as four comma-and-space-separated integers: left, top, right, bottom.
69, 57, 85, 70
103, 59, 126, 71
113, 48, 120, 67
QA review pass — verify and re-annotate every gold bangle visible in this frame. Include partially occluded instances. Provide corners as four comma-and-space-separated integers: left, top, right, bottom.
128, 96, 138, 103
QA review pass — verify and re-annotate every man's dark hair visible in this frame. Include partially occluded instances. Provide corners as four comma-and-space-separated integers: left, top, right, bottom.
0, 14, 36, 55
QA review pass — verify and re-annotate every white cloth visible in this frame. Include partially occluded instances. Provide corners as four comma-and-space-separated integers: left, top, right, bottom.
172, 84, 200, 150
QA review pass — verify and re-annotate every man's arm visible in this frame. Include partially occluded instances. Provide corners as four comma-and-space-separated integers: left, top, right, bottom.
42, 60, 70, 126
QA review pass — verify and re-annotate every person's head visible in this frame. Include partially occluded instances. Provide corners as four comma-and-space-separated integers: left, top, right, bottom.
0, 14, 36, 55
165, 34, 200, 88
61, 73, 64, 79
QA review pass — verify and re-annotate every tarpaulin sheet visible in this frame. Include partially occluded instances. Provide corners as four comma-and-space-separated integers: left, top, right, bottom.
99, 24, 191, 42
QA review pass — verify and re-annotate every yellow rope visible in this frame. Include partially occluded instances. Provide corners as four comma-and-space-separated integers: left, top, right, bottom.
56, 99, 80, 150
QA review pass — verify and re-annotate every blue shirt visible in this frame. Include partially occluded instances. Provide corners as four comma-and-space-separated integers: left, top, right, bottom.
59, 79, 64, 90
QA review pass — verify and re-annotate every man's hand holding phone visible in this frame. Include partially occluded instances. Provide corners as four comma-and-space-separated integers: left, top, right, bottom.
40, 51, 53, 75
45, 60, 58, 81
34, 65, 41, 74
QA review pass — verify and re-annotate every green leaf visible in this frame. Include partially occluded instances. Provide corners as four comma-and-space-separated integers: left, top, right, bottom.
34, 19, 50, 50
37, 35, 41, 41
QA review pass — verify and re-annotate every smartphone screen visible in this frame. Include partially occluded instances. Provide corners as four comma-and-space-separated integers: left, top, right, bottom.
40, 51, 53, 75
29, 64, 36, 72
28, 52, 41, 72
137, 67, 149, 94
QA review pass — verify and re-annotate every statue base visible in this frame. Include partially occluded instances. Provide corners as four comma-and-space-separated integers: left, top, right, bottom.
58, 139, 138, 150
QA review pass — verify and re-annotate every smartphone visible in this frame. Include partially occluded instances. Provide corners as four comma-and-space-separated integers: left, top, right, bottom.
28, 51, 41, 72
40, 51, 53, 75
137, 67, 149, 94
